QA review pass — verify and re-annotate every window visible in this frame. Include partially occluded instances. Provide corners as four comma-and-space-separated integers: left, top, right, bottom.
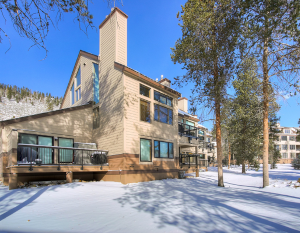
275, 145, 280, 150
207, 137, 211, 143
18, 134, 53, 164
290, 145, 295, 150
154, 104, 172, 125
282, 145, 288, 150
185, 120, 195, 136
291, 153, 296, 159
140, 100, 150, 123
284, 129, 290, 134
76, 87, 81, 101
58, 138, 74, 163
140, 139, 152, 162
198, 130, 204, 136
140, 85, 150, 97
71, 83, 74, 105
198, 136, 204, 141
154, 141, 173, 158
290, 136, 295, 141
93, 63, 100, 104
154, 91, 172, 107
76, 67, 81, 87
281, 136, 287, 141
282, 153, 288, 158
93, 107, 100, 129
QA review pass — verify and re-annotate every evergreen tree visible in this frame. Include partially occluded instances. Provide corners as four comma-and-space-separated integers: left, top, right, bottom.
241, 0, 300, 187
171, 0, 241, 187
7, 86, 12, 100
228, 56, 263, 173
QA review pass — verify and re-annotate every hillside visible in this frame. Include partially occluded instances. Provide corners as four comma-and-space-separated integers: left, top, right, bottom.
0, 84, 62, 121
0, 96, 61, 121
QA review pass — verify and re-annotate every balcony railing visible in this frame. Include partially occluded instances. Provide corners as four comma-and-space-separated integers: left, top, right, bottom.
179, 153, 208, 168
17, 143, 109, 171
178, 122, 198, 138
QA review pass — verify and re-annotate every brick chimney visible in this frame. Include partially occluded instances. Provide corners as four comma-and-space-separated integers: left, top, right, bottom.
99, 7, 128, 66
178, 97, 188, 113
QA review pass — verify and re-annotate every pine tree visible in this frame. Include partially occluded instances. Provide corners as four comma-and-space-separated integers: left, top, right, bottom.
7, 86, 12, 100
241, 0, 300, 187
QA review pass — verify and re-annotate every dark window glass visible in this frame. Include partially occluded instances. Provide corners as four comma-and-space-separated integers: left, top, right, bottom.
140, 139, 152, 162
154, 104, 172, 125
140, 85, 150, 97
198, 130, 204, 135
290, 136, 295, 141
282, 145, 287, 150
154, 91, 172, 106
154, 141, 173, 158
169, 109, 173, 125
159, 106, 168, 123
281, 136, 287, 141
154, 141, 159, 158
93, 107, 100, 129
140, 100, 150, 122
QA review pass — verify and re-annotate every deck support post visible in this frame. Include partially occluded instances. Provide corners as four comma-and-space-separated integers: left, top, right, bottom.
9, 173, 18, 190
66, 171, 73, 183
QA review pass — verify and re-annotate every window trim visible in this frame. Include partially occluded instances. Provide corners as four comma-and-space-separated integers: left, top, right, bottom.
74, 66, 82, 102
140, 99, 151, 123
140, 138, 152, 162
154, 104, 173, 125
154, 91, 173, 107
58, 137, 74, 163
154, 140, 174, 159
140, 84, 151, 98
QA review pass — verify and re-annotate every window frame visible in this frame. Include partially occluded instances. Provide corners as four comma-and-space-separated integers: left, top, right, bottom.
154, 104, 173, 125
290, 145, 295, 150
140, 138, 152, 162
74, 66, 81, 102
154, 140, 174, 159
281, 136, 287, 141
282, 144, 288, 150
140, 99, 151, 123
282, 152, 288, 159
58, 137, 74, 163
140, 84, 150, 98
93, 107, 100, 129
154, 91, 173, 107
284, 129, 290, 134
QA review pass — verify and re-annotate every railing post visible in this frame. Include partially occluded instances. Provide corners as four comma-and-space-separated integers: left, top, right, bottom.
29, 147, 33, 171
81, 150, 83, 170
57, 148, 60, 171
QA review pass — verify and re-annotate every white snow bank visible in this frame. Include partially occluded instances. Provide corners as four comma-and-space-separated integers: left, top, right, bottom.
0, 164, 299, 233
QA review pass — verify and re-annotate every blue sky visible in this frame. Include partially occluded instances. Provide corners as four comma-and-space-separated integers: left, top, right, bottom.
0, 0, 299, 130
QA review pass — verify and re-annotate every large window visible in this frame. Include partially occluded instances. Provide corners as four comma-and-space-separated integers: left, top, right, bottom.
76, 67, 81, 87
76, 87, 81, 101
154, 104, 172, 125
93, 63, 99, 104
185, 120, 195, 136
198, 130, 204, 136
291, 153, 296, 159
275, 145, 280, 150
290, 136, 295, 141
93, 107, 100, 129
140, 139, 152, 162
71, 83, 74, 105
290, 145, 295, 150
282, 145, 288, 150
58, 138, 74, 163
284, 129, 290, 134
140, 85, 150, 98
282, 152, 288, 158
18, 134, 53, 164
154, 91, 172, 107
281, 136, 287, 141
154, 141, 173, 158
140, 100, 150, 123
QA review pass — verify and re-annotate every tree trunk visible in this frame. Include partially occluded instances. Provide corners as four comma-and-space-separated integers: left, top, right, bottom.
242, 161, 246, 173
228, 139, 231, 169
262, 12, 269, 187
216, 100, 224, 187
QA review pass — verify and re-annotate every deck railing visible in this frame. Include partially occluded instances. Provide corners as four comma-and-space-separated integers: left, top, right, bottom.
17, 143, 109, 171
178, 122, 198, 138
179, 153, 208, 168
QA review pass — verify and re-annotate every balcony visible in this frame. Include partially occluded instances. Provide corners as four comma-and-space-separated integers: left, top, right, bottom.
17, 143, 109, 171
178, 122, 198, 138
179, 153, 208, 168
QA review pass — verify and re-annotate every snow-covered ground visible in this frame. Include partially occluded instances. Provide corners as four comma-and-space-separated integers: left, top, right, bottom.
0, 164, 300, 233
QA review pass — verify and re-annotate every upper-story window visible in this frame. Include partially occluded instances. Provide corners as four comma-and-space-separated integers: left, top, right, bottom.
154, 91, 172, 107
75, 67, 81, 102
281, 136, 287, 141
154, 104, 172, 125
140, 99, 150, 123
93, 63, 100, 104
290, 136, 295, 141
198, 130, 204, 136
140, 85, 150, 98
71, 83, 75, 105
284, 129, 290, 134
